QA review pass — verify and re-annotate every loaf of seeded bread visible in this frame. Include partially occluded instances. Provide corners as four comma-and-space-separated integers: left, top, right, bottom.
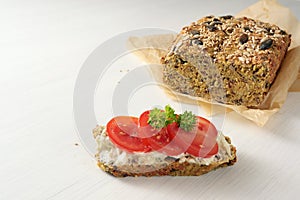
161, 15, 291, 108
93, 125, 236, 177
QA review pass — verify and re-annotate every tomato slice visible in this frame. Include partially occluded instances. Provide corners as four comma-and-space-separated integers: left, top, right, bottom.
107, 111, 218, 157
106, 116, 151, 153
199, 142, 219, 158
139, 110, 184, 156
167, 117, 218, 157
138, 110, 151, 127
192, 117, 218, 157
145, 127, 185, 156
167, 122, 197, 151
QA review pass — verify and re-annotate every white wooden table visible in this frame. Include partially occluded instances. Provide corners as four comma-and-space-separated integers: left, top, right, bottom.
1, 0, 300, 199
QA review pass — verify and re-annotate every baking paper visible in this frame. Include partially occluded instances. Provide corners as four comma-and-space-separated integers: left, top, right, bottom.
127, 0, 300, 126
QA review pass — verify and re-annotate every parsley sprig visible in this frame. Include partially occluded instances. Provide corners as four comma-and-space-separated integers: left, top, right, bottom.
178, 111, 197, 132
148, 108, 166, 129
147, 105, 197, 131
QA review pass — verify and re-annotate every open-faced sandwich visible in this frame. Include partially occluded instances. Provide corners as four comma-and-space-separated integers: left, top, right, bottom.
93, 105, 236, 177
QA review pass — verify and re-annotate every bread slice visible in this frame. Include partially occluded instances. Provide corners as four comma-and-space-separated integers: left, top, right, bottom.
93, 125, 237, 177
162, 15, 291, 108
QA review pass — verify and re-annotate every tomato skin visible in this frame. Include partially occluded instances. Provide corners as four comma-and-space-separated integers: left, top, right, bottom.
167, 117, 218, 158
106, 116, 151, 153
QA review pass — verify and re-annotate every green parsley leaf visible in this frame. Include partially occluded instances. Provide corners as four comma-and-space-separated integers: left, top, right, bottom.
178, 111, 197, 132
147, 108, 166, 129
165, 105, 177, 125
